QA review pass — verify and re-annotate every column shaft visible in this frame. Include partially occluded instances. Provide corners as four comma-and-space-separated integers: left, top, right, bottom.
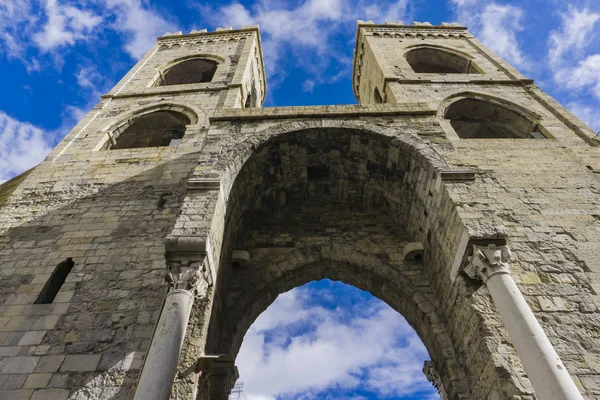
487, 273, 583, 400
133, 289, 194, 400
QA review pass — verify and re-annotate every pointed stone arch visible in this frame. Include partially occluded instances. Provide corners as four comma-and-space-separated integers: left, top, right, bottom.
437, 92, 547, 139
98, 103, 199, 150
191, 121, 533, 400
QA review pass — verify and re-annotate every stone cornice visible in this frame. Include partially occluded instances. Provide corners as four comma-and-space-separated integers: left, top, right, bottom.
157, 26, 260, 41
210, 104, 436, 122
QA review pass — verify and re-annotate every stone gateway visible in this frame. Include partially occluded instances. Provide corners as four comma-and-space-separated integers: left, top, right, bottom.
0, 21, 599, 400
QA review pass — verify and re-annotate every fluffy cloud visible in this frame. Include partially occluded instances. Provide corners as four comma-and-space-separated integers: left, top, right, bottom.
547, 6, 600, 130
568, 102, 600, 131
0, 112, 53, 183
104, 0, 177, 59
235, 282, 437, 399
0, 0, 174, 61
549, 7, 600, 91
33, 0, 102, 51
548, 6, 600, 67
451, 1, 529, 70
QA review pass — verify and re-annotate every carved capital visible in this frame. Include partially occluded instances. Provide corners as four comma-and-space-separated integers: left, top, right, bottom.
464, 244, 511, 283
423, 361, 448, 400
165, 259, 212, 295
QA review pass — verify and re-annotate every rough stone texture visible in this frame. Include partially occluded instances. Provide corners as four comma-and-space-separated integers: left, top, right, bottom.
0, 22, 599, 400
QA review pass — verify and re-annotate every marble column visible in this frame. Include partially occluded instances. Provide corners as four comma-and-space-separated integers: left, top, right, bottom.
465, 244, 584, 400
133, 258, 211, 400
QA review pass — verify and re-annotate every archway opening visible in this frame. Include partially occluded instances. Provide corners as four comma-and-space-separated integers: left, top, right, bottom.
157, 58, 218, 86
405, 48, 481, 74
444, 98, 543, 139
109, 110, 190, 149
201, 127, 498, 399
233, 279, 439, 399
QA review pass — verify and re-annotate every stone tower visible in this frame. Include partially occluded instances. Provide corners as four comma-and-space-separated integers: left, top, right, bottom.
0, 20, 599, 400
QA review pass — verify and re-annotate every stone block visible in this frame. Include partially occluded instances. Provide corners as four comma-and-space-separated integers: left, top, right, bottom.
23, 373, 51, 389
0, 389, 33, 400
31, 389, 69, 400
48, 373, 68, 388
18, 331, 46, 346
31, 315, 59, 331
59, 354, 100, 372
539, 296, 570, 312
0, 346, 23, 356
1, 356, 39, 374
1, 374, 27, 389
53, 292, 73, 303
2, 317, 35, 332
3, 332, 24, 346
34, 355, 64, 373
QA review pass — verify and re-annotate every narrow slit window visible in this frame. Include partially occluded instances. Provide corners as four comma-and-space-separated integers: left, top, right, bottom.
35, 257, 74, 304
374, 88, 383, 104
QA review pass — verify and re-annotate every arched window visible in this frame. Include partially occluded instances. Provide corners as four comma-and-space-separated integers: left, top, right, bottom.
109, 111, 191, 149
405, 48, 481, 74
374, 88, 383, 104
157, 59, 218, 86
444, 98, 545, 139
35, 258, 74, 304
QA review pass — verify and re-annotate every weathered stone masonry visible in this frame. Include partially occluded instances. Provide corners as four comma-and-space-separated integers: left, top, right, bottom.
0, 21, 599, 400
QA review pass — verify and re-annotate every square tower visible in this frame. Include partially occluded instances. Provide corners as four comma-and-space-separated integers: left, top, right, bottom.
353, 21, 597, 144
50, 26, 265, 163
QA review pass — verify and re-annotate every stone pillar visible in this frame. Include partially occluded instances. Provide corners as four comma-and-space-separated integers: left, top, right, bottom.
133, 237, 212, 400
210, 359, 238, 400
464, 244, 584, 400
423, 361, 448, 400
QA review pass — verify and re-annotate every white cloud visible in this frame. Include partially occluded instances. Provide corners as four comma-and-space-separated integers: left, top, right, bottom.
0, 112, 53, 183
559, 54, 600, 97
545, 5, 600, 130
235, 284, 436, 399
478, 4, 528, 69
548, 6, 600, 66
0, 2, 37, 59
104, 0, 177, 59
548, 7, 600, 96
0, 0, 175, 62
568, 101, 600, 131
33, 0, 102, 51
451, 1, 529, 70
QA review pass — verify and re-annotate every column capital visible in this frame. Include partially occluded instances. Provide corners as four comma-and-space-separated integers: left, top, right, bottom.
165, 259, 212, 295
464, 243, 511, 283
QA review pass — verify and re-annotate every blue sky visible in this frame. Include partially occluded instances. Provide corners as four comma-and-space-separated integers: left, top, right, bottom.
235, 280, 438, 400
1, 0, 600, 398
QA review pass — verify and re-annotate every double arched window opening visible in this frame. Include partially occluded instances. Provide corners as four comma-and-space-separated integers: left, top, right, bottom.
106, 110, 191, 150
405, 47, 482, 74
155, 58, 218, 86
444, 98, 546, 139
